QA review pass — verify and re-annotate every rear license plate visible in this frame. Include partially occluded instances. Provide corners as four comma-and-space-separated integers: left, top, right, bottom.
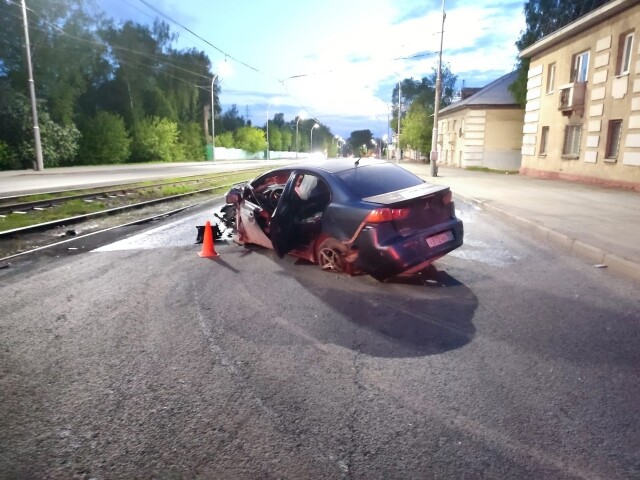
426, 230, 453, 248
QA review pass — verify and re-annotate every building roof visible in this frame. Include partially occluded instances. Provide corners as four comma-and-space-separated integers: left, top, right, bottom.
439, 70, 519, 115
520, 0, 636, 59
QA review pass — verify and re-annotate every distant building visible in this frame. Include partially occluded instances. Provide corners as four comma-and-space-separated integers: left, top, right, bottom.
437, 71, 524, 170
519, 0, 640, 190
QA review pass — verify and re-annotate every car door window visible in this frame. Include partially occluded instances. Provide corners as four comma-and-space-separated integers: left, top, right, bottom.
293, 173, 330, 220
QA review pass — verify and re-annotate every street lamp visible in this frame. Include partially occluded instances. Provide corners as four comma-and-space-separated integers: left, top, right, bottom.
296, 111, 306, 159
371, 138, 378, 158
310, 123, 319, 153
210, 60, 232, 161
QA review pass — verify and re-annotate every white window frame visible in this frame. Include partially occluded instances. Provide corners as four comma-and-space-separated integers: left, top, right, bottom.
546, 63, 556, 94
618, 32, 634, 76
572, 51, 590, 83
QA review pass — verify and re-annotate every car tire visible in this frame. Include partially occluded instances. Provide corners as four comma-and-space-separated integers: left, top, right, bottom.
315, 237, 347, 273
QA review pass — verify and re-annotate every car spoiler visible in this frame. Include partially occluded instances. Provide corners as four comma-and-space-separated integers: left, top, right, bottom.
363, 182, 449, 205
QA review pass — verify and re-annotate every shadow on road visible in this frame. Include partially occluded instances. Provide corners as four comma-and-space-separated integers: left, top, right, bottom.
282, 262, 478, 358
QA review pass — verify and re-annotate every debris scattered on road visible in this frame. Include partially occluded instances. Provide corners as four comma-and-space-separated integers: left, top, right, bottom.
593, 264, 608, 269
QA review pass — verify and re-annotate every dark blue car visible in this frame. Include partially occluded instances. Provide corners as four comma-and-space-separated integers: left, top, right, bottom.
223, 158, 463, 281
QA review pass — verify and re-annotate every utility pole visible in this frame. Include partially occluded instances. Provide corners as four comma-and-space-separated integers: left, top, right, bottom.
21, 0, 43, 171
430, 0, 445, 177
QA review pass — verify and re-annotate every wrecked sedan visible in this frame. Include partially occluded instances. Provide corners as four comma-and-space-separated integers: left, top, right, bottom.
222, 158, 463, 281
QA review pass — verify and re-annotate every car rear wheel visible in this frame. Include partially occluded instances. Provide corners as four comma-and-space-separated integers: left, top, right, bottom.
315, 237, 347, 273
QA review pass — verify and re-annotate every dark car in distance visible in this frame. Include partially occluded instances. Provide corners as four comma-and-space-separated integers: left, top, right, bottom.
222, 158, 463, 281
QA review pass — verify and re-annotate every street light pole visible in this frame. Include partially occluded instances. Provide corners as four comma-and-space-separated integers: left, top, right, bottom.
211, 73, 218, 161
430, 0, 446, 177
21, 0, 43, 171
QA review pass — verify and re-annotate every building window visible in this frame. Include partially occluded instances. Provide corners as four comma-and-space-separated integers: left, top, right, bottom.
617, 32, 634, 75
571, 51, 590, 83
562, 125, 582, 158
539, 126, 549, 155
605, 120, 623, 160
546, 63, 556, 93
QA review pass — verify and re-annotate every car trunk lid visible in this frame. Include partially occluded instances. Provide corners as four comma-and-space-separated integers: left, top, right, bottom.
363, 182, 453, 232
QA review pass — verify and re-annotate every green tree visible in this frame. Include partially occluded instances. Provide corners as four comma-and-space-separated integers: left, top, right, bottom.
178, 122, 204, 160
78, 111, 131, 165
0, 0, 110, 125
280, 128, 293, 152
348, 130, 374, 154
390, 63, 457, 135
402, 100, 433, 154
221, 104, 246, 132
267, 123, 283, 151
130, 116, 182, 162
0, 140, 20, 171
216, 131, 234, 148
0, 87, 80, 168
510, 0, 609, 106
234, 127, 265, 153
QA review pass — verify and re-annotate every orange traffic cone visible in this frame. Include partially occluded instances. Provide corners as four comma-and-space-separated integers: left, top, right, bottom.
198, 220, 219, 258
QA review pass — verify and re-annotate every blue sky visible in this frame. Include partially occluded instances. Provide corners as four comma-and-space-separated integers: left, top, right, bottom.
100, 0, 525, 138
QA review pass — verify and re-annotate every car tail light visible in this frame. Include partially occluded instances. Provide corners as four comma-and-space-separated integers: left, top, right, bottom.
442, 191, 452, 205
364, 207, 410, 223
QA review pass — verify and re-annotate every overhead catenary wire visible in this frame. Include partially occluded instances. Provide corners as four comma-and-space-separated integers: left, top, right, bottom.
6, 0, 462, 134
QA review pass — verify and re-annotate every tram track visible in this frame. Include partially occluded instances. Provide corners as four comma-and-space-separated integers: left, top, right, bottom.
0, 167, 267, 263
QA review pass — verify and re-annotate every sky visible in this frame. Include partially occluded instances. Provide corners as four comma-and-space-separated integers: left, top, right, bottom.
99, 0, 526, 138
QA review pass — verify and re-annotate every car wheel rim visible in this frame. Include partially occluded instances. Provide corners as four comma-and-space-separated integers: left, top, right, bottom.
318, 247, 344, 272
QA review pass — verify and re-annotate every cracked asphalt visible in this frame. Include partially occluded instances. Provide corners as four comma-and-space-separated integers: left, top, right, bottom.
0, 200, 638, 479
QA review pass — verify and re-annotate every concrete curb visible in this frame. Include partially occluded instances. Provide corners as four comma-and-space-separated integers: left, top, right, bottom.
454, 192, 640, 283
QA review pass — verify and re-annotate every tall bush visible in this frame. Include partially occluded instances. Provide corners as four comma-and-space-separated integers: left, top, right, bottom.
78, 111, 131, 165
178, 122, 205, 160
130, 116, 181, 162
234, 127, 265, 153
0, 89, 80, 169
215, 132, 234, 148
0, 140, 20, 170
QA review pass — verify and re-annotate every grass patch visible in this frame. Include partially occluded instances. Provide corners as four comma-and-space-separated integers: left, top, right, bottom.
1, 200, 106, 230
466, 166, 519, 175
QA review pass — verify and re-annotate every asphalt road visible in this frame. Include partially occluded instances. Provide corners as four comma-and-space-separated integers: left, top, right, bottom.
1, 199, 638, 479
0, 160, 297, 197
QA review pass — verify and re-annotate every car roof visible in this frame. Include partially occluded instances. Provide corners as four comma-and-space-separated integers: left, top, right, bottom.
285, 157, 391, 175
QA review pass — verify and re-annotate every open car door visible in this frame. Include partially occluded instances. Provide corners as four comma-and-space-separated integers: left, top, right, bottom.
269, 171, 299, 258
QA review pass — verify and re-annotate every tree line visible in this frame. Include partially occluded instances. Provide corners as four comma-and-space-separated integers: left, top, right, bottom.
0, 0, 339, 170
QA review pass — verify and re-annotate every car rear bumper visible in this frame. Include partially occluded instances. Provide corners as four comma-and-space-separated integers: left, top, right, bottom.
355, 218, 464, 281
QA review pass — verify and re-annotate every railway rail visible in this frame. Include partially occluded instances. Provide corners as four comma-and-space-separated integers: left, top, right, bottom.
0, 168, 266, 263
0, 167, 268, 215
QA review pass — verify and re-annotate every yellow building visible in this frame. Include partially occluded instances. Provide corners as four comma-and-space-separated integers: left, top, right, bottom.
519, 0, 640, 190
437, 71, 524, 170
